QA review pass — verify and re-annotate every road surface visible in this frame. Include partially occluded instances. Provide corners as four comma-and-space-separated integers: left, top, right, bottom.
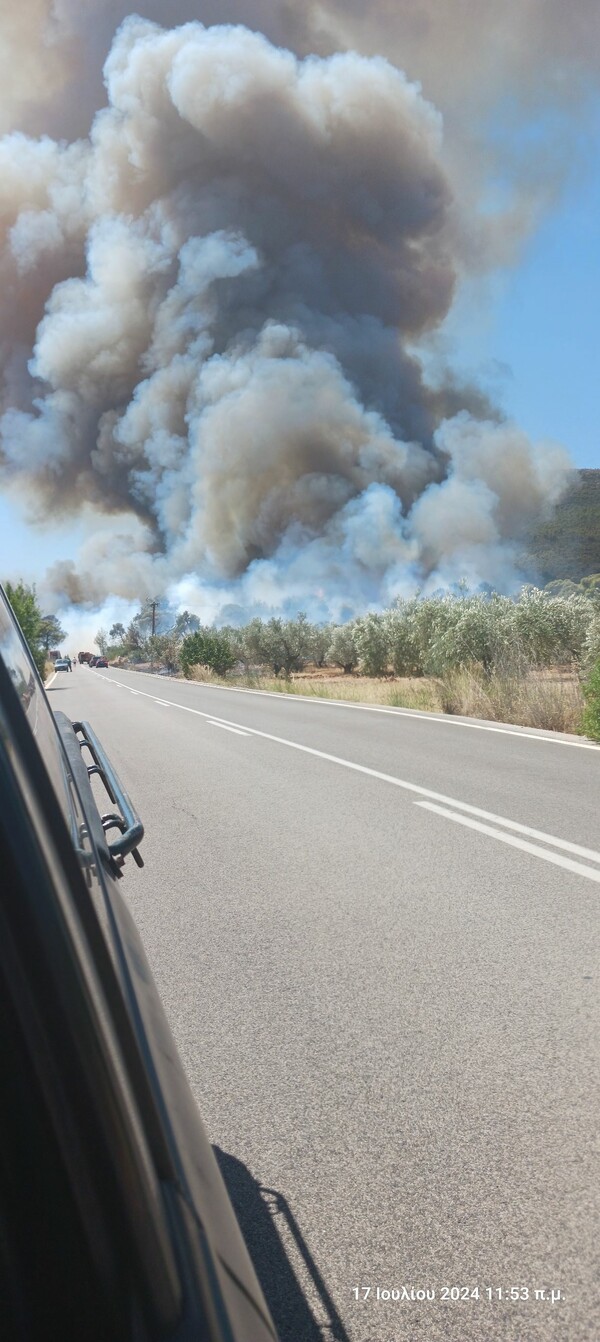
48, 666, 599, 1342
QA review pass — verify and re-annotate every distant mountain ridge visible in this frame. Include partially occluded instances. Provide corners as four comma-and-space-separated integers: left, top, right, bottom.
521, 468, 600, 584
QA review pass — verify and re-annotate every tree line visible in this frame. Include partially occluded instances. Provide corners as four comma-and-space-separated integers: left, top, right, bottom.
97, 585, 600, 682
3, 580, 599, 737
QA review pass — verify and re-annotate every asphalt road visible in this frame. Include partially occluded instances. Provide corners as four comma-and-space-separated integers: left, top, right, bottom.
49, 666, 599, 1342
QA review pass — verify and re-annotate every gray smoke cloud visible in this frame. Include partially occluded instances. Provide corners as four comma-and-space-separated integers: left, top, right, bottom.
0, 8, 580, 618
4, 1, 599, 139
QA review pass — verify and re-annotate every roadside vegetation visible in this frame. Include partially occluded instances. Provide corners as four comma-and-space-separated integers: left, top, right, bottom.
96, 585, 600, 740
4, 580, 66, 680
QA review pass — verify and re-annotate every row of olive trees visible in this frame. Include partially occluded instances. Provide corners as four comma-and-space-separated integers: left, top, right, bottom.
350, 588, 598, 679
97, 587, 600, 682
177, 588, 599, 681
179, 615, 334, 678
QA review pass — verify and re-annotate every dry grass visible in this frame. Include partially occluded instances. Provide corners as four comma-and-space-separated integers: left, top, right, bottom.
191, 666, 442, 711
189, 663, 585, 732
438, 667, 584, 733
254, 675, 440, 711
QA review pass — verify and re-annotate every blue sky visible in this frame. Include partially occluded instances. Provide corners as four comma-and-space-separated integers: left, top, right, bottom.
0, 496, 87, 587
478, 157, 600, 469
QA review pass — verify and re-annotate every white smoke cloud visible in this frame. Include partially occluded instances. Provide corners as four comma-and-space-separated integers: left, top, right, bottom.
0, 12, 579, 621
55, 595, 138, 659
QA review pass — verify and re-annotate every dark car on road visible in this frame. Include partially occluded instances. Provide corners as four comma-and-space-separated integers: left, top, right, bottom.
95, 657, 109, 668
0, 584, 277, 1342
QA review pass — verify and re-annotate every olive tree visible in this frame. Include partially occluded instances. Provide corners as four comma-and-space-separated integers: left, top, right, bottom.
512, 586, 590, 665
384, 600, 427, 676
146, 634, 181, 673
424, 593, 518, 676
354, 612, 389, 676
328, 624, 359, 674
243, 614, 312, 676
309, 623, 333, 668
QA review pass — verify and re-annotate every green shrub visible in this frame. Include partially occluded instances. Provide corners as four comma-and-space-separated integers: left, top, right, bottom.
584, 615, 600, 667
581, 661, 600, 741
180, 629, 236, 678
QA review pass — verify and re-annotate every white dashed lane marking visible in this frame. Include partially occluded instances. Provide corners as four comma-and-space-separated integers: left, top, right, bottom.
207, 720, 250, 736
93, 672, 600, 885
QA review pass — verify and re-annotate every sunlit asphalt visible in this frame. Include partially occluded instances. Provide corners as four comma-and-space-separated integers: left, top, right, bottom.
49, 665, 600, 1342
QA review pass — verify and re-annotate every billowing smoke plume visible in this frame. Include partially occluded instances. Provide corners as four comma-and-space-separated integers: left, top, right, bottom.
4, 1, 599, 141
0, 11, 577, 618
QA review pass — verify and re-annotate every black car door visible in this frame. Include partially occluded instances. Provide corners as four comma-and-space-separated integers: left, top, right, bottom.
0, 586, 277, 1342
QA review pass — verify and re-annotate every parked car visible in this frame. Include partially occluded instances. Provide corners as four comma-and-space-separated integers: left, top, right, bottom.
95, 658, 109, 668
0, 583, 277, 1342
88, 656, 99, 666
54, 658, 71, 671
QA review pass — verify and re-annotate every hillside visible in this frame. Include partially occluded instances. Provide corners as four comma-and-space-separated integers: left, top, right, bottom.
520, 468, 600, 583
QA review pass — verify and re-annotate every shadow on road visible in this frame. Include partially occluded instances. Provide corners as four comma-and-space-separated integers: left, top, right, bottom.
214, 1147, 349, 1342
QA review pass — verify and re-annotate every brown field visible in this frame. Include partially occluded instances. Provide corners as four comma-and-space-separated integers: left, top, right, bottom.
187, 663, 585, 733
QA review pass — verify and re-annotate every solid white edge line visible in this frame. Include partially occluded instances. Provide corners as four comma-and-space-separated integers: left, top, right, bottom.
44, 672, 57, 689
415, 801, 600, 885
207, 721, 249, 736
104, 670, 598, 750
99, 673, 600, 869
154, 699, 171, 706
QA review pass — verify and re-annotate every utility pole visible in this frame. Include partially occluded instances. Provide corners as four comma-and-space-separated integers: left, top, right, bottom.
150, 600, 157, 674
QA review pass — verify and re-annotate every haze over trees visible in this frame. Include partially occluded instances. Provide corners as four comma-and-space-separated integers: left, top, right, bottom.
3, 572, 598, 736
90, 583, 600, 738
95, 585, 599, 679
